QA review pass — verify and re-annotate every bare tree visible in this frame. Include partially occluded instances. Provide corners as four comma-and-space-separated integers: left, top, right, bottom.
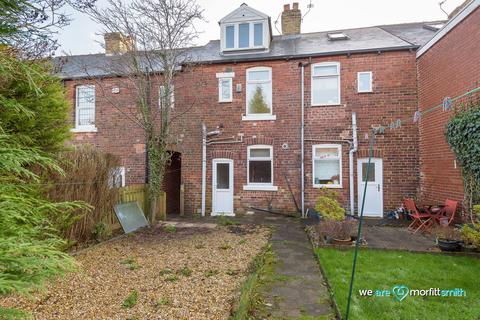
82, 0, 204, 222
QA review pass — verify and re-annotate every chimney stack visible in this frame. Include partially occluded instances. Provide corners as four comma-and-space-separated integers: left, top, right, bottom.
281, 3, 301, 35
104, 32, 134, 55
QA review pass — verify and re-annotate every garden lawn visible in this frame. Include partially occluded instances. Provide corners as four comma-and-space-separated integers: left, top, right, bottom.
316, 248, 480, 320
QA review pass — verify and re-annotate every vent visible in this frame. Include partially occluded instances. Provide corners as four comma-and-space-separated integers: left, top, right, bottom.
327, 32, 349, 41
423, 23, 444, 31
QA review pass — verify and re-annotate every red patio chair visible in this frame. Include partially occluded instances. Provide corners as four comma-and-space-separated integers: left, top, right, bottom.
404, 198, 434, 233
431, 199, 458, 227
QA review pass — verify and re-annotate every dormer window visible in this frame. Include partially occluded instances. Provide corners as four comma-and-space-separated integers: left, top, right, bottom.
220, 4, 271, 52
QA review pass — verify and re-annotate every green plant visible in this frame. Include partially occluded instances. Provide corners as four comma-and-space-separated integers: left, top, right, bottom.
217, 215, 240, 226
164, 225, 176, 233
315, 188, 345, 221
204, 270, 218, 278
122, 290, 139, 308
164, 275, 178, 282
445, 102, 480, 217
432, 227, 462, 241
177, 267, 192, 277
154, 296, 173, 309
159, 268, 173, 276
121, 258, 142, 270
92, 222, 111, 243
461, 224, 480, 248
474, 205, 480, 221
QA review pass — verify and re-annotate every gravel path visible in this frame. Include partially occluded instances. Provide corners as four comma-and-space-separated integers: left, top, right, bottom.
0, 224, 270, 319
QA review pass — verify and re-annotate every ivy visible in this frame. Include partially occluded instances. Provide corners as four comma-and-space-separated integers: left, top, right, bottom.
445, 100, 480, 215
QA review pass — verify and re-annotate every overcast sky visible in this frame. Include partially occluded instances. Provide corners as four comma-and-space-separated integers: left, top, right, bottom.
56, 0, 464, 55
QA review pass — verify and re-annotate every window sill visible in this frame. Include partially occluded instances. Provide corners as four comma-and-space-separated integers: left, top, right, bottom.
71, 127, 98, 133
311, 103, 342, 107
357, 91, 373, 94
242, 115, 276, 121
219, 100, 233, 103
313, 184, 342, 189
243, 185, 278, 191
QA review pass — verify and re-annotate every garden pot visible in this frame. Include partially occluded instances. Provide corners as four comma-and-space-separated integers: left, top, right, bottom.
331, 237, 352, 245
437, 238, 461, 252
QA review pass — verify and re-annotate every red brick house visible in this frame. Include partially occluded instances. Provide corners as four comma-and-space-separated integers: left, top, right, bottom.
58, 3, 446, 217
417, 0, 480, 206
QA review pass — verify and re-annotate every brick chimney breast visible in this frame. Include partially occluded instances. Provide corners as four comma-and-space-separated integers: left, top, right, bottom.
281, 2, 301, 35
104, 32, 134, 55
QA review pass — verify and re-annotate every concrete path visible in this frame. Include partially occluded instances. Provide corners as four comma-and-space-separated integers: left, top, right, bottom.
170, 212, 335, 319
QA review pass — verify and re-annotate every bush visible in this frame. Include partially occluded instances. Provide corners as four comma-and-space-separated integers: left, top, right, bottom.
315, 188, 345, 221
44, 146, 120, 243
461, 224, 480, 249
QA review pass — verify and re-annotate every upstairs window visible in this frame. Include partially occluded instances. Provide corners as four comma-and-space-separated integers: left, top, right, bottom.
357, 72, 372, 93
313, 144, 342, 188
311, 62, 340, 106
75, 85, 96, 131
246, 67, 272, 116
222, 21, 265, 51
159, 85, 175, 108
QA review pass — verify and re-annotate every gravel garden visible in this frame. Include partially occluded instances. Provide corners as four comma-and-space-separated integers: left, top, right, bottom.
0, 223, 270, 319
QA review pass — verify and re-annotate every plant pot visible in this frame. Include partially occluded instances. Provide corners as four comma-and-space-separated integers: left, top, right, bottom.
331, 237, 352, 245
461, 243, 478, 253
437, 238, 461, 252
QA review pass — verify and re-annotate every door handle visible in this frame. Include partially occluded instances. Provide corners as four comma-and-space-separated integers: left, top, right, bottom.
377, 184, 381, 192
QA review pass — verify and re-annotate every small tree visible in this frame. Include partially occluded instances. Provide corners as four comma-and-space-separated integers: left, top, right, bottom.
82, 0, 204, 222
249, 86, 270, 114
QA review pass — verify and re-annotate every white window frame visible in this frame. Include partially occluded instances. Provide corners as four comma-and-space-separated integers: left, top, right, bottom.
159, 85, 175, 108
312, 144, 342, 188
311, 62, 341, 106
357, 71, 373, 93
72, 85, 97, 132
222, 21, 266, 51
243, 67, 276, 121
244, 145, 278, 191
216, 72, 234, 103
108, 166, 125, 188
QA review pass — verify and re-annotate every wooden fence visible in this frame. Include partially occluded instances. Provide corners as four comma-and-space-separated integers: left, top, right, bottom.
109, 184, 166, 230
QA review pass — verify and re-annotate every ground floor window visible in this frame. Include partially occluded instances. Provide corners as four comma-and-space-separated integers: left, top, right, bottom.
313, 144, 342, 188
247, 145, 273, 185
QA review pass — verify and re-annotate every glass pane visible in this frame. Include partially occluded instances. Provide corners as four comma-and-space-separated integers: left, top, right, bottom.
248, 70, 270, 81
312, 76, 339, 105
313, 65, 338, 76
314, 147, 339, 158
78, 108, 95, 126
216, 163, 230, 189
249, 160, 272, 183
362, 163, 375, 182
220, 79, 231, 100
254, 23, 263, 46
247, 83, 271, 114
239, 23, 249, 48
358, 72, 372, 92
226, 26, 234, 48
314, 159, 340, 185
250, 148, 270, 158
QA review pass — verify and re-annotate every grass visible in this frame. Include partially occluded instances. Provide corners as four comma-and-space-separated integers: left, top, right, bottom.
177, 266, 192, 277
163, 225, 176, 233
316, 248, 480, 319
122, 290, 138, 309
120, 257, 142, 270
217, 215, 241, 226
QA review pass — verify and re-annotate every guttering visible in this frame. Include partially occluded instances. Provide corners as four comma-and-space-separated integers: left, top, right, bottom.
349, 113, 358, 215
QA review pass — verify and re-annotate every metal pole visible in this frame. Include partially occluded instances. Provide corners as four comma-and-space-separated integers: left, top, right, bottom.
201, 123, 206, 216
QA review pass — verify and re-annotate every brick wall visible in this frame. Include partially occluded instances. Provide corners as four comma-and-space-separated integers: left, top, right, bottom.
65, 49, 420, 216
417, 7, 480, 205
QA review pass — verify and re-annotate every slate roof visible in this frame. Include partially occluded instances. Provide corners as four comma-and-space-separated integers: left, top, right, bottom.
56, 21, 444, 80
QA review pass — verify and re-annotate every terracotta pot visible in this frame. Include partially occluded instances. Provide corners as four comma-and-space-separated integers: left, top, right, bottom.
331, 237, 352, 245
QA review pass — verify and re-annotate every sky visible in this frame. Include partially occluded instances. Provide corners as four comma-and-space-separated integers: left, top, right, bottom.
55, 0, 465, 55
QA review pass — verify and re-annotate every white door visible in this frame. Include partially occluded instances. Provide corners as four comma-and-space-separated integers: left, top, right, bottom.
212, 159, 234, 216
357, 158, 383, 217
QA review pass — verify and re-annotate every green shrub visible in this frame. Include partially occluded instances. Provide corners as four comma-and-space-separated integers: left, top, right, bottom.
461, 224, 480, 249
315, 188, 345, 221
122, 290, 139, 309
92, 222, 111, 243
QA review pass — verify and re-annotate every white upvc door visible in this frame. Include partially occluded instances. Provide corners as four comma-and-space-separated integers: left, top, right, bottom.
212, 159, 234, 216
357, 158, 383, 217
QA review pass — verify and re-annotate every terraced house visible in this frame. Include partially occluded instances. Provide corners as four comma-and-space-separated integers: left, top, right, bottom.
58, 2, 453, 218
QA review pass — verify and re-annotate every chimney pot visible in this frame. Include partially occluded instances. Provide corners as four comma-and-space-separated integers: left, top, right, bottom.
281, 3, 301, 35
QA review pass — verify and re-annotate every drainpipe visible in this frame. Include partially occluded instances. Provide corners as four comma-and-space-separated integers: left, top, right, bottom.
299, 62, 309, 218
201, 123, 206, 217
349, 112, 358, 215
